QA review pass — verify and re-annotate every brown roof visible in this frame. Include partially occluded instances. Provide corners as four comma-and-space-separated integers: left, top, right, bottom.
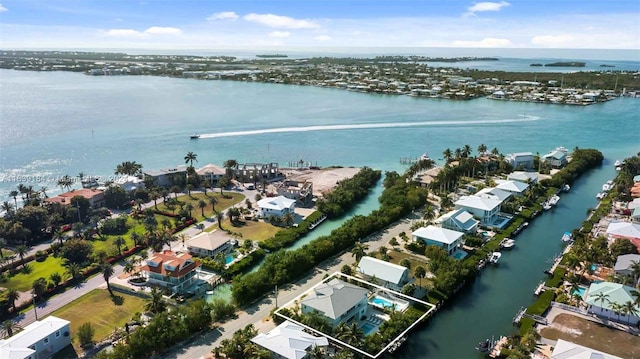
45, 188, 104, 204
140, 250, 201, 278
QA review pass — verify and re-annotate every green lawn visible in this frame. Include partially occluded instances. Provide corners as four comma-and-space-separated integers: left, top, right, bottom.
2, 255, 67, 291
207, 219, 282, 241
157, 192, 245, 220
51, 289, 147, 348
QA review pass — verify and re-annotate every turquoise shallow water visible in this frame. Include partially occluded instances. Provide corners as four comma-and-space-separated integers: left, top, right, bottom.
1, 68, 639, 358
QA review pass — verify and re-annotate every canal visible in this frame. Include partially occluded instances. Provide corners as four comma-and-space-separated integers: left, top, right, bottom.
395, 162, 619, 358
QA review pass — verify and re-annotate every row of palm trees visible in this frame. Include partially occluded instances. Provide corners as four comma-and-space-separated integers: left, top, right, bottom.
591, 289, 640, 324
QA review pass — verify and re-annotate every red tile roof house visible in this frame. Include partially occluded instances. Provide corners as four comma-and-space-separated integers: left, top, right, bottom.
139, 250, 201, 294
44, 188, 105, 209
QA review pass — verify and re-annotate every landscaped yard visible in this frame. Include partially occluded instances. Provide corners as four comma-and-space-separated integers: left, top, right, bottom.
51, 289, 147, 349
2, 255, 67, 291
540, 313, 640, 358
156, 192, 245, 220
206, 218, 281, 241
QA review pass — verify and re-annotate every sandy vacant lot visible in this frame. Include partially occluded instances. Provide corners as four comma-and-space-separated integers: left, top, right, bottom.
283, 167, 361, 197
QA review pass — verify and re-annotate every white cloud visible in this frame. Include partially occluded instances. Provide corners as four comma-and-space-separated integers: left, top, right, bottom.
531, 34, 575, 47
268, 31, 291, 38
144, 26, 182, 35
314, 35, 331, 41
104, 26, 181, 38
466, 1, 510, 15
452, 37, 512, 47
207, 11, 238, 21
0, 4, 7, 12
244, 13, 318, 29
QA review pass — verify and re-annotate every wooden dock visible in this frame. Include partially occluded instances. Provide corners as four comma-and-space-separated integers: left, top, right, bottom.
489, 336, 508, 358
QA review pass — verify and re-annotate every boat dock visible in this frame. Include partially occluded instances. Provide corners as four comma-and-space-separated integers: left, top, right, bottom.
534, 281, 556, 296
489, 336, 508, 358
513, 306, 548, 325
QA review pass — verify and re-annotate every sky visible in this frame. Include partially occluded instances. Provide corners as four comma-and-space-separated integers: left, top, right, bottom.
0, 0, 639, 51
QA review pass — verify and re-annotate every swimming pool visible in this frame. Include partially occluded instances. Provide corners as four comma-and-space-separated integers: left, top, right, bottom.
225, 253, 235, 265
361, 322, 376, 335
572, 287, 586, 297
372, 296, 396, 309
452, 249, 468, 260
369, 295, 410, 312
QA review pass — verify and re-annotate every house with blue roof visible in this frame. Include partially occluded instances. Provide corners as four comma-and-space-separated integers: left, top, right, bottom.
585, 282, 640, 325
542, 150, 568, 168
435, 208, 479, 234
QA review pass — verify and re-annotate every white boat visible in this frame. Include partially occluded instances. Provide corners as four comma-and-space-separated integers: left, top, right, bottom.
488, 252, 502, 264
548, 195, 560, 206
596, 192, 605, 199
616, 166, 622, 171
190, 133, 200, 139
602, 183, 611, 192
562, 184, 571, 192
561, 231, 573, 243
614, 160, 623, 167
500, 238, 515, 249
542, 202, 552, 211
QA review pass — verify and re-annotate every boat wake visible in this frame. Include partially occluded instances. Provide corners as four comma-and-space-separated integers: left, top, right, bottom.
198, 115, 541, 139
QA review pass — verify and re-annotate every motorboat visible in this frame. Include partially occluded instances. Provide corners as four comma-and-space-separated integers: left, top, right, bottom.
561, 231, 573, 243
548, 195, 560, 206
190, 133, 200, 139
542, 202, 552, 211
562, 184, 571, 192
596, 192, 606, 199
500, 238, 515, 249
602, 183, 611, 192
488, 252, 502, 264
476, 338, 493, 352
614, 160, 623, 167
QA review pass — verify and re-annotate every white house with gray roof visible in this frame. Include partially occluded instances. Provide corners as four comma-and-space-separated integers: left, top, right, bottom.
412, 225, 464, 256
504, 152, 534, 170
455, 195, 502, 226
0, 316, 71, 359
258, 196, 296, 219
585, 282, 640, 325
435, 208, 479, 233
251, 320, 328, 359
494, 179, 529, 196
301, 279, 369, 328
186, 230, 232, 258
551, 339, 621, 359
143, 165, 188, 187
356, 256, 410, 291
475, 187, 512, 202
542, 150, 568, 168
507, 171, 538, 184
613, 254, 640, 277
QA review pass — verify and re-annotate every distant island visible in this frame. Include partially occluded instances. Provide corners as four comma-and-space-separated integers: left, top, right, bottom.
256, 54, 288, 58
599, 64, 616, 68
530, 63, 543, 67
374, 55, 498, 62
544, 62, 586, 67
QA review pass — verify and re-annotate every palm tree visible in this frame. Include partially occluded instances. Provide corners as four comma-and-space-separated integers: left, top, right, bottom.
609, 302, 624, 322
0, 237, 5, 259
282, 212, 294, 227
593, 291, 610, 310
114, 236, 126, 256
442, 148, 452, 163
15, 245, 28, 269
102, 263, 114, 295
124, 261, 136, 278
115, 161, 142, 176
57, 175, 74, 192
630, 260, 640, 287
49, 272, 62, 287
185, 203, 194, 218
184, 151, 198, 168
1, 201, 14, 216
5, 289, 19, 313
150, 191, 160, 209
307, 344, 325, 359
198, 199, 207, 218
414, 266, 426, 287
1, 320, 21, 338
422, 205, 436, 223
477, 144, 487, 156
462, 144, 472, 158
145, 287, 166, 314
217, 211, 224, 229
170, 185, 182, 200
9, 190, 19, 209
131, 232, 141, 247
31, 277, 47, 300
622, 301, 639, 324
350, 242, 369, 262
336, 322, 363, 346
65, 261, 82, 282
209, 196, 218, 213
223, 159, 238, 180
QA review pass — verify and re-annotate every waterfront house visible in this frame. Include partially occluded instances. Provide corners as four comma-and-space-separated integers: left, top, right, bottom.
139, 250, 201, 294
196, 164, 226, 186
435, 208, 479, 233
251, 320, 328, 359
114, 175, 145, 193
542, 150, 568, 168
412, 225, 464, 256
144, 165, 187, 188
494, 179, 529, 196
613, 254, 640, 277
507, 171, 538, 184
504, 152, 534, 170
356, 256, 410, 291
454, 195, 502, 226
606, 222, 640, 251
44, 188, 105, 209
414, 167, 442, 187
276, 179, 314, 207
186, 230, 232, 258
551, 339, 620, 359
301, 278, 369, 328
257, 196, 296, 219
585, 282, 640, 325
0, 316, 71, 359
475, 187, 512, 202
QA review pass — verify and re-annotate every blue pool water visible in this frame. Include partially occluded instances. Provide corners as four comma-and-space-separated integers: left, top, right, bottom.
572, 287, 586, 297
590, 264, 597, 271
452, 249, 468, 260
225, 254, 234, 265
361, 322, 376, 335
371, 296, 398, 310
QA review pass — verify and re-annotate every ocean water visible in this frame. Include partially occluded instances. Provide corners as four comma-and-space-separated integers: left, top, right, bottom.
0, 64, 639, 358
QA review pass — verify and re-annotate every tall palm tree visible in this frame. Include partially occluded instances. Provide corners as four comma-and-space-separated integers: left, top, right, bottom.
9, 190, 19, 209
198, 200, 207, 218
442, 148, 452, 163
350, 242, 369, 262
414, 266, 426, 287
422, 205, 436, 223
102, 263, 114, 295
209, 196, 218, 213
114, 161, 142, 176
1, 320, 21, 338
65, 261, 82, 282
15, 245, 28, 269
462, 144, 472, 158
184, 151, 198, 168
223, 159, 238, 180
282, 212, 294, 227
609, 302, 624, 322
145, 287, 166, 314
185, 203, 194, 218
57, 175, 74, 192
114, 236, 126, 256
336, 322, 364, 346
622, 301, 639, 324
477, 144, 487, 156
217, 212, 224, 229
150, 191, 159, 209
31, 277, 47, 300
593, 291, 610, 310
1, 201, 14, 216
5, 289, 19, 313
39, 186, 48, 198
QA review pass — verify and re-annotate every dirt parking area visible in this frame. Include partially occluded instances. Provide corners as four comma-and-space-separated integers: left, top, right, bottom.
283, 167, 361, 197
